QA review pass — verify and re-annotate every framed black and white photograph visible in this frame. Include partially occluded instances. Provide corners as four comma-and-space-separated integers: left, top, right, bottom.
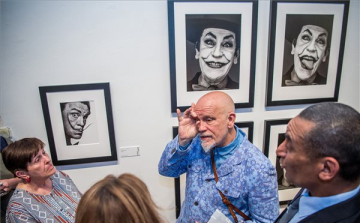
168, 0, 258, 112
172, 121, 254, 218
39, 83, 117, 166
266, 0, 350, 106
263, 119, 300, 205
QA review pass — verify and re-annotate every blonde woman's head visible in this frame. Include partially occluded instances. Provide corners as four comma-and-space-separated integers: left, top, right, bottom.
75, 173, 164, 223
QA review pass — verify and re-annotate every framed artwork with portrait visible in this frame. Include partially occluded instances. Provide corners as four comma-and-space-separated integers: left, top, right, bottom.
172, 121, 254, 218
266, 0, 350, 106
39, 83, 117, 166
263, 119, 300, 205
168, 0, 258, 112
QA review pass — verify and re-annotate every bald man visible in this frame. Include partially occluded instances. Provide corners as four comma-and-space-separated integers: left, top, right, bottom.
159, 92, 279, 223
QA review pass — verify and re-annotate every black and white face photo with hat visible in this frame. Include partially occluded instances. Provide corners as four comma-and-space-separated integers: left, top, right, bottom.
282, 14, 333, 86
186, 14, 241, 91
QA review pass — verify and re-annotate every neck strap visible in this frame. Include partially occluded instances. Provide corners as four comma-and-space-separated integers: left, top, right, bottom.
211, 149, 250, 222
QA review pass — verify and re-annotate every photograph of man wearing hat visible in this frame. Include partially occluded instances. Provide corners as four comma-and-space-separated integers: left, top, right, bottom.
282, 15, 333, 86
186, 14, 241, 91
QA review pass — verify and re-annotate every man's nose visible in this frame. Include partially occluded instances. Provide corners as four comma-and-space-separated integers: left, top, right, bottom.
211, 42, 223, 58
77, 117, 85, 126
276, 140, 287, 157
306, 39, 316, 52
197, 120, 207, 132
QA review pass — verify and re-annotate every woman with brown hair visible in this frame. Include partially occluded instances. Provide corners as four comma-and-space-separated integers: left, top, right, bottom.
75, 173, 165, 223
2, 137, 82, 223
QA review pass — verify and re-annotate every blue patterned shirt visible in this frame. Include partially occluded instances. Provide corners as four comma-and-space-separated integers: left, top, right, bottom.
6, 171, 82, 223
159, 126, 279, 223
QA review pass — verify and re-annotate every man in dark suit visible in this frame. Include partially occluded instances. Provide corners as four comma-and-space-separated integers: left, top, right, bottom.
275, 102, 360, 223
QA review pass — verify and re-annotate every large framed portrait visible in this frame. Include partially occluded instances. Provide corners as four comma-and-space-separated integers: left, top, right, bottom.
39, 83, 117, 166
263, 119, 300, 205
168, 0, 258, 112
172, 121, 254, 218
266, 0, 350, 106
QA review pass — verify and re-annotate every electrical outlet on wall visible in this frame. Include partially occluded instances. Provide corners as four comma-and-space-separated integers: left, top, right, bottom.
120, 146, 140, 158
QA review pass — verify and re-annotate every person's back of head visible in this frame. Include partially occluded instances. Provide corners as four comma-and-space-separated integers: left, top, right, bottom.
298, 102, 360, 183
75, 173, 164, 223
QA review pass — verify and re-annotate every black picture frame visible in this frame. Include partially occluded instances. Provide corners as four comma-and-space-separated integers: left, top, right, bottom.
39, 83, 117, 166
172, 121, 254, 218
266, 0, 350, 106
263, 119, 300, 204
168, 0, 258, 112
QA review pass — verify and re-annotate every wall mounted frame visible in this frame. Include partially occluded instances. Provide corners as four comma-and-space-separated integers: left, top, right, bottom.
266, 0, 350, 106
39, 83, 117, 166
168, 0, 258, 112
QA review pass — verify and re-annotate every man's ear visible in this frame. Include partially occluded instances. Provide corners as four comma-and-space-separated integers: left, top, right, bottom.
227, 112, 236, 128
322, 48, 330, 62
291, 39, 297, 55
195, 43, 200, 59
291, 44, 295, 55
318, 157, 339, 181
15, 170, 29, 180
233, 49, 240, 65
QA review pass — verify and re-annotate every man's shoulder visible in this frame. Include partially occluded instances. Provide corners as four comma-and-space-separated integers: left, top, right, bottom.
236, 138, 275, 169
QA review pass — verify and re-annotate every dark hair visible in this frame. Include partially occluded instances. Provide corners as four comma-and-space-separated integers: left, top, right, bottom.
76, 173, 164, 223
186, 14, 241, 53
298, 102, 360, 182
286, 14, 333, 51
1, 138, 45, 174
60, 101, 90, 112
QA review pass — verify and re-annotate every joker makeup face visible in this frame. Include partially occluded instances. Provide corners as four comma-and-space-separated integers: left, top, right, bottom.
196, 28, 239, 85
291, 25, 329, 81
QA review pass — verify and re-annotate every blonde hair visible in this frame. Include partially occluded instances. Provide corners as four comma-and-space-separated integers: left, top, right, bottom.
75, 173, 164, 223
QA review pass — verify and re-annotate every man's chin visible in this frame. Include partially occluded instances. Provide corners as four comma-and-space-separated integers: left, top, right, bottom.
71, 134, 83, 139
201, 142, 215, 153
295, 69, 314, 81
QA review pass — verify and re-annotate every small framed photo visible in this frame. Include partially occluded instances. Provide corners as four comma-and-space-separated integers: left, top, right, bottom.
172, 121, 254, 218
266, 0, 350, 106
263, 119, 300, 203
39, 83, 117, 166
168, 0, 258, 112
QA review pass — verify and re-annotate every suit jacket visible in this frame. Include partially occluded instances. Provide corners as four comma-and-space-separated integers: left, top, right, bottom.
282, 66, 326, 86
187, 72, 239, 91
275, 188, 360, 223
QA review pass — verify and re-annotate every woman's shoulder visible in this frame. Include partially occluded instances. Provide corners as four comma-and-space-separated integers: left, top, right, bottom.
51, 170, 70, 180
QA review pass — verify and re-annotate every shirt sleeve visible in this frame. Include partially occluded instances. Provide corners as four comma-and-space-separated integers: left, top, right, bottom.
158, 135, 194, 178
6, 202, 37, 223
246, 157, 279, 223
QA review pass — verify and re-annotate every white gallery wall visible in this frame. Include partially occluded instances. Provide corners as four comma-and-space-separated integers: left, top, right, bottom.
0, 0, 359, 222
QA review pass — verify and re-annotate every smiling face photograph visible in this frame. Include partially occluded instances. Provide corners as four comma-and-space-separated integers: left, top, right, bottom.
186, 14, 241, 91
282, 14, 333, 87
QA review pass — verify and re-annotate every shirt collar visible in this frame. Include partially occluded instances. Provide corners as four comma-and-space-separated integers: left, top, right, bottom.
197, 73, 228, 89
298, 185, 360, 219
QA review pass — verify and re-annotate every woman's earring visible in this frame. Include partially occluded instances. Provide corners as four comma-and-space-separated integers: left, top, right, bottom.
26, 176, 31, 183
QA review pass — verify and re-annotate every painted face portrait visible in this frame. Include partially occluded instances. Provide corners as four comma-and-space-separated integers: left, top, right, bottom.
61, 102, 91, 141
292, 25, 329, 81
196, 28, 239, 85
